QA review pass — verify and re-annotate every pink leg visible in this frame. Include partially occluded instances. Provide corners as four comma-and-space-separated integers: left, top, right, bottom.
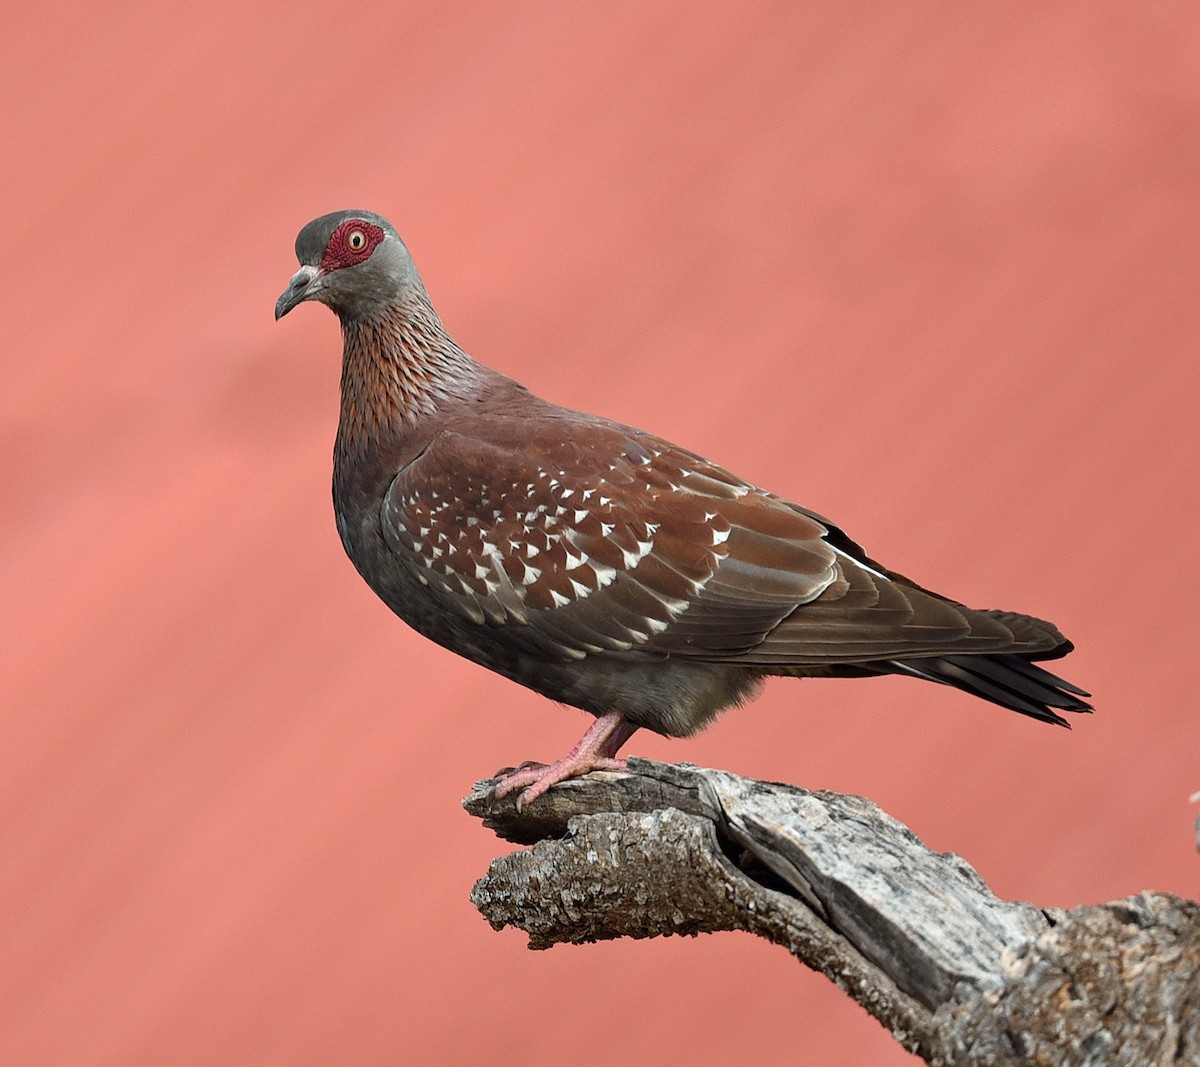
493, 712, 639, 807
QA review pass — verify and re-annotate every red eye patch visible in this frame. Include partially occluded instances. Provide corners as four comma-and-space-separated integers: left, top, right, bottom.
321, 220, 386, 271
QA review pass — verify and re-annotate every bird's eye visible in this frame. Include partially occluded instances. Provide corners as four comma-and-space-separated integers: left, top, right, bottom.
319, 220, 383, 271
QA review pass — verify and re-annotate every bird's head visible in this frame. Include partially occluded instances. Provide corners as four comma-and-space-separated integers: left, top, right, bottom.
275, 210, 418, 321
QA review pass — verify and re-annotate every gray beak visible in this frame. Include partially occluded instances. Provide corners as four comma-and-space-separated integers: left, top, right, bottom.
275, 265, 323, 320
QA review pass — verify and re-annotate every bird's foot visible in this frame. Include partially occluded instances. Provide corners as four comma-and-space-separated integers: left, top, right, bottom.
493, 755, 628, 808
491, 712, 638, 808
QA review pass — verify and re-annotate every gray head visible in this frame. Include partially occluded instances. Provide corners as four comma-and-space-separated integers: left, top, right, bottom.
275, 210, 422, 321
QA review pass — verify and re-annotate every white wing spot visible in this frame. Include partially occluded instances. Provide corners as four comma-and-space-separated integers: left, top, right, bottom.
620, 541, 654, 568
591, 562, 617, 587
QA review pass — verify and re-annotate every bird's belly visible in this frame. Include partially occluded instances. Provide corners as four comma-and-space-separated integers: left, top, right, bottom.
514, 654, 766, 737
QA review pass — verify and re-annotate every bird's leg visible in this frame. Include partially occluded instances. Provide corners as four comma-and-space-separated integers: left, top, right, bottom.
492, 711, 639, 807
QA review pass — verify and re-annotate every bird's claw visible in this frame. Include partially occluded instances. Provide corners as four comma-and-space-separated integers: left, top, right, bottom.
492, 759, 547, 779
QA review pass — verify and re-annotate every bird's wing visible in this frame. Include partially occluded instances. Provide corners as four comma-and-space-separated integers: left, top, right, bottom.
380, 415, 1031, 664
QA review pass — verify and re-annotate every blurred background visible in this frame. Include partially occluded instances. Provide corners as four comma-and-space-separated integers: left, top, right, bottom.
3, 3, 1198, 1064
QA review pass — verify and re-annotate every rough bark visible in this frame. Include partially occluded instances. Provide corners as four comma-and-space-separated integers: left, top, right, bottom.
465, 758, 1200, 1066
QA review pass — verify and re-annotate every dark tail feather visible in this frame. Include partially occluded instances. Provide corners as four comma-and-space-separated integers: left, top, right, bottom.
886, 653, 1093, 727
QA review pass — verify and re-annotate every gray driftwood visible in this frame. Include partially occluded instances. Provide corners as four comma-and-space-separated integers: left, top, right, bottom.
465, 758, 1200, 1066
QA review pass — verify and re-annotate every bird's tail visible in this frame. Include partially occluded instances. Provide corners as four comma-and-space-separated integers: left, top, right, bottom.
886, 649, 1092, 726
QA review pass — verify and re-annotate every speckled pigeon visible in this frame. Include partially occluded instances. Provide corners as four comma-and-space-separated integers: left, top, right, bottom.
275, 210, 1090, 805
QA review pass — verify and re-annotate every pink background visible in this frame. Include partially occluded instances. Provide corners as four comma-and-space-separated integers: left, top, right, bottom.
4, 4, 1198, 1064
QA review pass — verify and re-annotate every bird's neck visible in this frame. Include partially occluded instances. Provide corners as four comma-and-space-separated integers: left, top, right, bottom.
335, 295, 483, 459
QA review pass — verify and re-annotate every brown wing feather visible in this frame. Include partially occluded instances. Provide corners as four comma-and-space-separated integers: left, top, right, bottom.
380, 414, 1057, 668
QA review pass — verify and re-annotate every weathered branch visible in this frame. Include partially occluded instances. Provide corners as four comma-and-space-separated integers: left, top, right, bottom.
465, 758, 1200, 1066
